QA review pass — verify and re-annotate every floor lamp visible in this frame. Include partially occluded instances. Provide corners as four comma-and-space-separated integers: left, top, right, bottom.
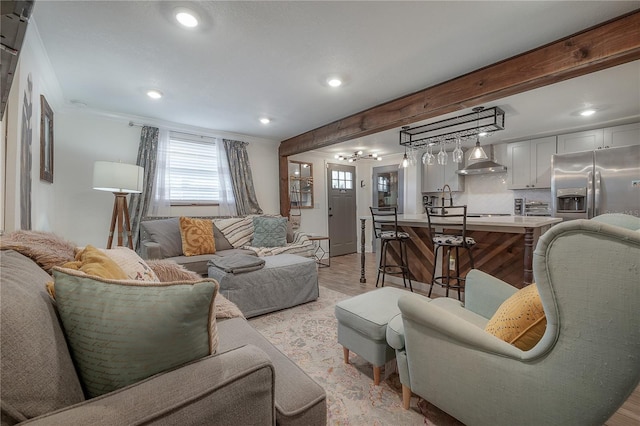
93, 161, 144, 249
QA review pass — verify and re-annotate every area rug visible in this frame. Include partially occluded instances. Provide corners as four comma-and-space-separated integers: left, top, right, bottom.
249, 286, 463, 425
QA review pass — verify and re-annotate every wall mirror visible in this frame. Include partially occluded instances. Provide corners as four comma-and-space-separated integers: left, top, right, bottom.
289, 160, 314, 209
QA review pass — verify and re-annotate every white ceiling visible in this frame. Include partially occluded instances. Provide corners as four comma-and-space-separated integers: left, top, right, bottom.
32, 1, 640, 156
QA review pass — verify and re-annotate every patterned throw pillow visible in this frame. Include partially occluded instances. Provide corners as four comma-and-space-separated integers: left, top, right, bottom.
213, 216, 254, 248
51, 267, 219, 398
484, 284, 547, 350
252, 216, 287, 248
179, 217, 216, 256
98, 246, 159, 282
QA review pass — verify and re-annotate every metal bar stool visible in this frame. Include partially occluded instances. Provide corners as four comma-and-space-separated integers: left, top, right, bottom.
369, 207, 413, 292
425, 204, 475, 300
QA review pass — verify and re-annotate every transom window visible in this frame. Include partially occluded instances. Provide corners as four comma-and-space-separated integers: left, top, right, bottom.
331, 170, 353, 190
167, 133, 219, 204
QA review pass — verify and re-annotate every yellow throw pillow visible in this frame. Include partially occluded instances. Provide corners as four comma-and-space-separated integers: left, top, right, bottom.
179, 217, 216, 256
484, 284, 547, 351
62, 245, 128, 280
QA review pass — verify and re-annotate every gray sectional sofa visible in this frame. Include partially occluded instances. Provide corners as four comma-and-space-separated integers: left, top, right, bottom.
0, 249, 327, 425
139, 216, 314, 275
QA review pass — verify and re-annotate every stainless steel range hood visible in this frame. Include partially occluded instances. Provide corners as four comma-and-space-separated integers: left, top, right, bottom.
456, 145, 507, 175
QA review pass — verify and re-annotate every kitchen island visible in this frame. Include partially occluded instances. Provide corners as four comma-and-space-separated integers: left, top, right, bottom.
360, 214, 562, 289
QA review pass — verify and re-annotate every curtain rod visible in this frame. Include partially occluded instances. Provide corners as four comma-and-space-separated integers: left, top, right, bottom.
128, 121, 248, 145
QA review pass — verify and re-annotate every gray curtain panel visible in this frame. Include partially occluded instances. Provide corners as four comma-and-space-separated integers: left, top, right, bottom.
128, 126, 159, 250
223, 139, 263, 216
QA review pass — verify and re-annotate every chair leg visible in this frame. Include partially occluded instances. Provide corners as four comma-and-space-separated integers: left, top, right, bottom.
445, 247, 451, 298
343, 347, 350, 364
373, 366, 381, 385
455, 246, 462, 301
401, 240, 413, 292
402, 385, 412, 410
380, 240, 389, 287
376, 240, 384, 287
428, 245, 439, 297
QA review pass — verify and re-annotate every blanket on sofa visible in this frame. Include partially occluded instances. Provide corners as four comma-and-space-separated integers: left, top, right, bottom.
208, 254, 266, 274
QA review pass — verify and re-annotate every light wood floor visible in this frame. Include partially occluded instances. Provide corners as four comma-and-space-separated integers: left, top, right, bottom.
318, 252, 640, 426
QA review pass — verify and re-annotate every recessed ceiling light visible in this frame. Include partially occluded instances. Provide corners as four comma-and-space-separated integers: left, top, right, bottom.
175, 10, 199, 28
327, 78, 343, 88
259, 117, 271, 124
146, 90, 163, 99
580, 109, 596, 117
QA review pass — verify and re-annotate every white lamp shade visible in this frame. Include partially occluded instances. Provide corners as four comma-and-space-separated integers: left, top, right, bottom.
93, 161, 144, 193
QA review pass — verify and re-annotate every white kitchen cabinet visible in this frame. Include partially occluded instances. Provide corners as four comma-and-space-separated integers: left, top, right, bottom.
557, 123, 640, 153
603, 122, 640, 148
422, 159, 463, 193
507, 136, 556, 189
557, 129, 603, 154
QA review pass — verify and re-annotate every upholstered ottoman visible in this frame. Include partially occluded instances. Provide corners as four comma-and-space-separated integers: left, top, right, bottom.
334, 287, 409, 385
208, 253, 319, 318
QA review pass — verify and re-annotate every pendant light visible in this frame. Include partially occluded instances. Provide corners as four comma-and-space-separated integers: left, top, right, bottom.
399, 148, 409, 169
468, 107, 489, 161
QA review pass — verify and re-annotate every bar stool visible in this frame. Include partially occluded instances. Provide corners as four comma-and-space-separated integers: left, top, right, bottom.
369, 207, 413, 292
425, 205, 475, 300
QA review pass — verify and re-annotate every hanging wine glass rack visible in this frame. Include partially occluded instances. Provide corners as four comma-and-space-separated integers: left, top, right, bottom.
399, 106, 505, 149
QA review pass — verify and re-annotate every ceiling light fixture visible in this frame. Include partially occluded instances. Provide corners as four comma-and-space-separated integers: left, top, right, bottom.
327, 78, 343, 88
259, 117, 271, 124
335, 150, 382, 162
146, 89, 163, 99
580, 109, 596, 117
175, 10, 199, 28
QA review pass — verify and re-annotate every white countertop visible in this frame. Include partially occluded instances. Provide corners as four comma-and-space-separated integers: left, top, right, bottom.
362, 214, 563, 229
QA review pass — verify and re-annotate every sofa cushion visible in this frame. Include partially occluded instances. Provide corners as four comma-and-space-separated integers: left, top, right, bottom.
62, 245, 128, 279
484, 283, 546, 350
252, 216, 287, 248
52, 267, 220, 398
180, 217, 216, 256
0, 250, 85, 423
140, 217, 183, 258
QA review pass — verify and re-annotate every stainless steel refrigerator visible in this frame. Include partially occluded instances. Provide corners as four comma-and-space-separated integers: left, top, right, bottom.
551, 144, 640, 219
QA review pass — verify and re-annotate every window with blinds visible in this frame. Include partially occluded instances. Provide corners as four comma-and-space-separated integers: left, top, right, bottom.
167, 133, 219, 204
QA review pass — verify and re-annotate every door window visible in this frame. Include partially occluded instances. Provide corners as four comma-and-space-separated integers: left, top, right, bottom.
331, 170, 353, 189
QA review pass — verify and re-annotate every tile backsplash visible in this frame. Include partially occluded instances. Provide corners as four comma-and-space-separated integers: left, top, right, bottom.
450, 172, 552, 214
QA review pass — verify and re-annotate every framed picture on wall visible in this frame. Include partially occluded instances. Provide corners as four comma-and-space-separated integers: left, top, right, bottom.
40, 95, 53, 183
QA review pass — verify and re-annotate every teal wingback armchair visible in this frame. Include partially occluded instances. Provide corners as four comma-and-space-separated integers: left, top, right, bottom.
390, 215, 640, 425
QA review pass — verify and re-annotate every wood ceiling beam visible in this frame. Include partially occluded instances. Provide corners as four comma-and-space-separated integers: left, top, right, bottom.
278, 10, 640, 216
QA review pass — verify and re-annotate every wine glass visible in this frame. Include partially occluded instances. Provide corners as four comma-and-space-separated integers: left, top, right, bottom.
426, 145, 435, 165
437, 142, 448, 165
453, 137, 464, 163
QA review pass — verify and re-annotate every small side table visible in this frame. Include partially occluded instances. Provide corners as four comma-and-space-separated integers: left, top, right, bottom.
308, 236, 330, 267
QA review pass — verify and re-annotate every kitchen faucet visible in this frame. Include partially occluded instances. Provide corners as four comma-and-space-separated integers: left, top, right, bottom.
441, 184, 453, 214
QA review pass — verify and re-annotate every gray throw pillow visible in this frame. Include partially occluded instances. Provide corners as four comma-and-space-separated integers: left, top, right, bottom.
252, 216, 287, 248
140, 218, 183, 258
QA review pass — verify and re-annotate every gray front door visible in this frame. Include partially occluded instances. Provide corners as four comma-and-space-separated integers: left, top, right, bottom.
327, 163, 357, 257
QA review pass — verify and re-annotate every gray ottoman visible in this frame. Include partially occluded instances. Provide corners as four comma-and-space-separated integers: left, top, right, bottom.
208, 253, 319, 318
334, 287, 408, 385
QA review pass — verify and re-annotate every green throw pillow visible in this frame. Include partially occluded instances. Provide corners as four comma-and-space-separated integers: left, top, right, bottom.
52, 267, 219, 397
252, 216, 287, 248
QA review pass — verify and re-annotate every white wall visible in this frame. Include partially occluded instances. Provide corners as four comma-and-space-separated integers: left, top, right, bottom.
1, 23, 64, 233
2, 23, 280, 247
